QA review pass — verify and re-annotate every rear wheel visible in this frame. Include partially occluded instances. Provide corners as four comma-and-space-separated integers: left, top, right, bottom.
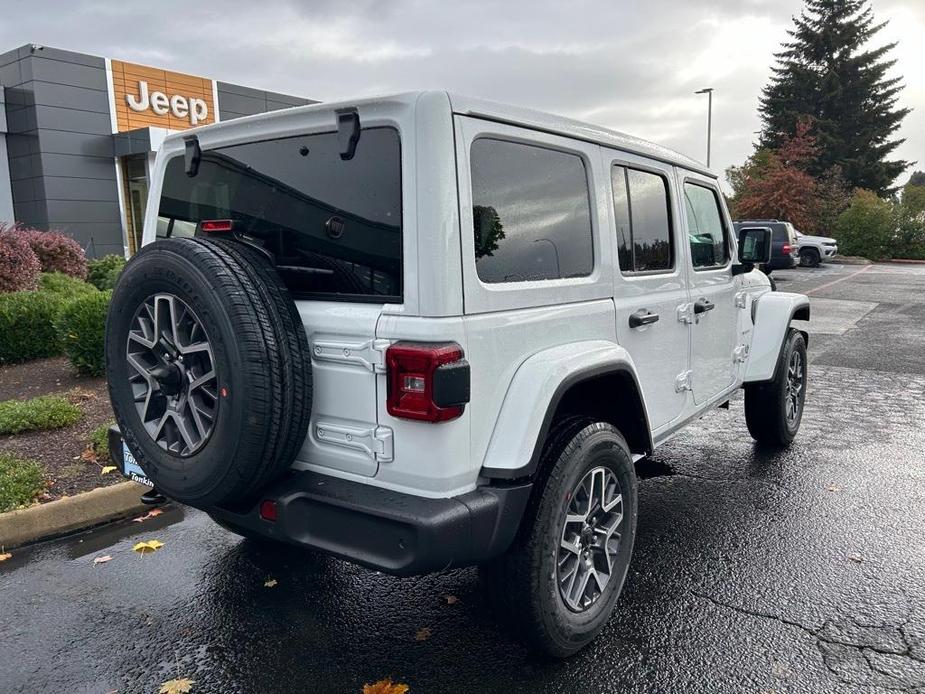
744, 329, 807, 445
800, 248, 821, 267
481, 419, 638, 658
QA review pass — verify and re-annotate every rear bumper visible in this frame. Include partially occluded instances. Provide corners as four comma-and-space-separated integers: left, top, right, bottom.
768, 254, 798, 270
109, 427, 531, 577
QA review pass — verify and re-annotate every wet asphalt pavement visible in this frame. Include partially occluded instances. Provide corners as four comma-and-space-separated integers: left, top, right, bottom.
2, 262, 925, 694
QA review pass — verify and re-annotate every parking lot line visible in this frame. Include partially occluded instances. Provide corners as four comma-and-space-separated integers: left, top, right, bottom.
805, 264, 873, 296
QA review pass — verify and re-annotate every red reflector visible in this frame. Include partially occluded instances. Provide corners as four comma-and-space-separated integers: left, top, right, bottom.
386, 342, 464, 422
259, 500, 278, 522
200, 219, 234, 233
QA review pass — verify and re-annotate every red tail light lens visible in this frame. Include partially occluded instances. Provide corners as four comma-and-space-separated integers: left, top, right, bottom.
386, 342, 468, 422
782, 243, 792, 254
200, 219, 235, 233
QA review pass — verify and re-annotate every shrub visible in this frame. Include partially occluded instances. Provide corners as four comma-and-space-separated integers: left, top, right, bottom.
89, 421, 115, 462
39, 272, 99, 298
13, 226, 88, 279
0, 290, 68, 363
834, 190, 896, 261
55, 290, 112, 376
0, 453, 45, 512
87, 254, 126, 291
0, 395, 82, 435
0, 228, 41, 292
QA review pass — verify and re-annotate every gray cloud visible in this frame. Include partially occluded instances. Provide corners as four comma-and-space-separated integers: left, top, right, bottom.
2, 0, 921, 186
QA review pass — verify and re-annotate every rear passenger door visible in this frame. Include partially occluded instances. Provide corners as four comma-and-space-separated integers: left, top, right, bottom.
681, 173, 738, 405
607, 153, 690, 432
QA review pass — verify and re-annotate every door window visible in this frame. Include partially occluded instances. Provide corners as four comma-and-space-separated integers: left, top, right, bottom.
683, 182, 730, 269
470, 138, 593, 283
612, 166, 674, 273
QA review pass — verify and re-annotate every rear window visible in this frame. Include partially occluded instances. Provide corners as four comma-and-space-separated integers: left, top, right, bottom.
156, 127, 402, 301
470, 138, 593, 283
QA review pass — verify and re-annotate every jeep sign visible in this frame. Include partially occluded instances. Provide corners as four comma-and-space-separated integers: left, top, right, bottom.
126, 80, 209, 125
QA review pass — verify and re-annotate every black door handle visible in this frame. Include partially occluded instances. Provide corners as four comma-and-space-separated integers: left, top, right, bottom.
694, 298, 715, 314
629, 309, 660, 328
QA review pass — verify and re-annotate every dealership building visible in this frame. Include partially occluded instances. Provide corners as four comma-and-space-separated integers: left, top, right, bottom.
0, 44, 314, 257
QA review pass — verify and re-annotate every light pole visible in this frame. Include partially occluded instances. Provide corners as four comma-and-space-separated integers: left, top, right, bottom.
534, 238, 561, 277
695, 87, 714, 168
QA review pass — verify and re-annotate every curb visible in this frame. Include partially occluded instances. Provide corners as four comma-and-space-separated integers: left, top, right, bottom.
0, 481, 149, 549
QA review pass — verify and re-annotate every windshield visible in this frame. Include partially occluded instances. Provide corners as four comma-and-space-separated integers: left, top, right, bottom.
156, 127, 402, 302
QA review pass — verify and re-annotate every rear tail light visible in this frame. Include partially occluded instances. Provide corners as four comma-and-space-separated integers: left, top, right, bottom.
199, 219, 235, 233
782, 244, 792, 254
386, 342, 470, 422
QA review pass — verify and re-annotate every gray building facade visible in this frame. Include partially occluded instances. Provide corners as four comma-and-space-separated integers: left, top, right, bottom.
0, 44, 314, 257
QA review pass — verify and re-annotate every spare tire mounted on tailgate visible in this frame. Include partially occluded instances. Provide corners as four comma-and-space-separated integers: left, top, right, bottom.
105, 238, 312, 508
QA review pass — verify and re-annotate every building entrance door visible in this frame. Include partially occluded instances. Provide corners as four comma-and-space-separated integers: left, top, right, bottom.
123, 156, 149, 255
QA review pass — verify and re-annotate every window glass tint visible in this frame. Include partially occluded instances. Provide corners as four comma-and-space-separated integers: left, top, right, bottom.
157, 127, 402, 300
611, 166, 633, 272
683, 182, 729, 269
470, 138, 593, 283
625, 169, 673, 272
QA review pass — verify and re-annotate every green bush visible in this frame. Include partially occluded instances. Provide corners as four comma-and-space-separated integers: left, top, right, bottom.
87, 254, 126, 291
39, 272, 98, 298
0, 290, 68, 363
0, 395, 82, 435
0, 453, 45, 512
89, 421, 114, 462
834, 189, 896, 260
55, 290, 112, 376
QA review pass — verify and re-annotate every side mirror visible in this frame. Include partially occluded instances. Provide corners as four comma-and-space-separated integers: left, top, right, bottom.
734, 227, 772, 273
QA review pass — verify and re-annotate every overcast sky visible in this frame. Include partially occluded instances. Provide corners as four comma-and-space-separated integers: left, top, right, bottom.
2, 0, 922, 187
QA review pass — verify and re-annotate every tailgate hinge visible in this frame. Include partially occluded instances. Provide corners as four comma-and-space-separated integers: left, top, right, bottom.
735, 292, 748, 309
675, 370, 693, 392
315, 422, 394, 462
677, 303, 694, 325
312, 338, 391, 373
733, 344, 750, 363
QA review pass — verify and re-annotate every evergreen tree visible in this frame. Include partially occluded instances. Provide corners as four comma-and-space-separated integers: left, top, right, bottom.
759, 0, 910, 195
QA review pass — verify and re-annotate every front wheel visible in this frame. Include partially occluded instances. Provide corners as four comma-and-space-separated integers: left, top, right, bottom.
481, 420, 638, 658
744, 329, 807, 445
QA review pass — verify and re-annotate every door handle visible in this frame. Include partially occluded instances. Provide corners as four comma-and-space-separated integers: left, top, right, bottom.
694, 298, 715, 314
629, 309, 660, 328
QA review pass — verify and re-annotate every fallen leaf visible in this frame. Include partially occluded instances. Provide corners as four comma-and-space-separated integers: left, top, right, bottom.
363, 678, 410, 694
133, 539, 165, 555
444, 595, 459, 605
0, 552, 11, 562
93, 555, 113, 565
159, 678, 195, 694
81, 447, 98, 463
132, 508, 165, 523
826, 484, 842, 492
847, 553, 865, 563
264, 578, 278, 588
414, 627, 432, 642
100, 466, 117, 475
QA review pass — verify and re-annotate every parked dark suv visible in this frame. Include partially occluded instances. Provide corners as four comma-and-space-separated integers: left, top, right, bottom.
734, 220, 799, 272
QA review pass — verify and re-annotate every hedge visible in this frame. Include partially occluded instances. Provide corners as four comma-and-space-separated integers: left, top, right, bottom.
15, 227, 88, 279
55, 290, 112, 376
0, 291, 68, 363
0, 395, 82, 435
0, 230, 41, 292
0, 453, 45, 513
39, 272, 99, 298
87, 254, 126, 291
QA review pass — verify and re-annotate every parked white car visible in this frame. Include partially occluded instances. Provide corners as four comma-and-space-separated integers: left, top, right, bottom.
795, 230, 838, 266
104, 92, 810, 657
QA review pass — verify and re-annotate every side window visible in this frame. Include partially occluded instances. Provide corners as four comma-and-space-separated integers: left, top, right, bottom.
611, 165, 674, 273
683, 182, 730, 269
470, 138, 593, 283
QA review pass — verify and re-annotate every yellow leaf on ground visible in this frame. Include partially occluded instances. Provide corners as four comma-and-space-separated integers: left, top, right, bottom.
0, 552, 11, 562
264, 578, 278, 588
414, 627, 432, 641
133, 540, 165, 554
93, 555, 112, 565
159, 677, 195, 694
100, 466, 117, 475
363, 678, 410, 694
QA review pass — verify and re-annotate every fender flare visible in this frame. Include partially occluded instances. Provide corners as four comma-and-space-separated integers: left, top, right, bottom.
744, 291, 810, 383
479, 341, 652, 480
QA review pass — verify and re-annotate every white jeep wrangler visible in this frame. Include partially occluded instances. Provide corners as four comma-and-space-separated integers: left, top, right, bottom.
105, 92, 810, 657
